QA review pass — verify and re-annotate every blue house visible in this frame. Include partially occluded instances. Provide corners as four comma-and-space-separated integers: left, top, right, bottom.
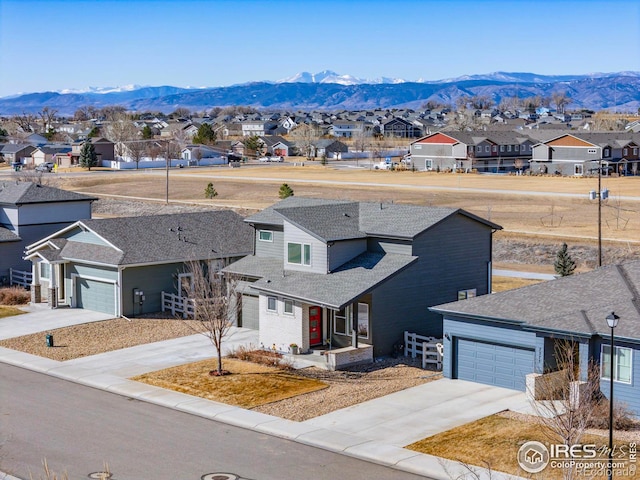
430, 261, 640, 417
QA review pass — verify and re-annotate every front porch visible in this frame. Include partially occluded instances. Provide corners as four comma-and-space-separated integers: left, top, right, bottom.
285, 344, 374, 371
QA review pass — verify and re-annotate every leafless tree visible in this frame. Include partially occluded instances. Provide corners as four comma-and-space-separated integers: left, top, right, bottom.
182, 260, 242, 376
14, 112, 37, 133
552, 91, 571, 114
528, 340, 601, 480
288, 123, 320, 160
103, 113, 138, 160
194, 147, 203, 166
127, 140, 147, 169
38, 107, 58, 133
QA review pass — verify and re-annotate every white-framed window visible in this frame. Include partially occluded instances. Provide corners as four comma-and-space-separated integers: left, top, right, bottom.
492, 145, 497, 152
287, 242, 311, 266
333, 307, 349, 335
574, 164, 584, 176
40, 262, 50, 280
623, 148, 629, 156
425, 159, 433, 170
604, 148, 611, 158
588, 148, 597, 154
283, 298, 294, 315
485, 146, 490, 153
267, 296, 277, 312
633, 148, 638, 155
507, 145, 512, 152
476, 146, 482, 153
357, 303, 369, 338
500, 145, 505, 152
258, 230, 273, 242
601, 345, 632, 384
515, 145, 520, 151
458, 288, 476, 300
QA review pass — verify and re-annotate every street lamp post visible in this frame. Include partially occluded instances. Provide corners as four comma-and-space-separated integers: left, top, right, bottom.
606, 311, 620, 480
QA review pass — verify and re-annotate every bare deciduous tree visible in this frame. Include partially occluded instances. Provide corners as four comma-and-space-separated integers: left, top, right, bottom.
38, 107, 58, 134
103, 113, 138, 160
182, 260, 242, 376
288, 123, 319, 160
127, 140, 147, 169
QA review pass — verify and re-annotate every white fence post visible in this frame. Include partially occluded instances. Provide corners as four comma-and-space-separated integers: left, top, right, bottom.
404, 331, 443, 370
9, 268, 32, 288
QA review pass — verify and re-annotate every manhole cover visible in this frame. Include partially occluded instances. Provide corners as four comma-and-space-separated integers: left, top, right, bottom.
88, 473, 112, 479
201, 474, 239, 480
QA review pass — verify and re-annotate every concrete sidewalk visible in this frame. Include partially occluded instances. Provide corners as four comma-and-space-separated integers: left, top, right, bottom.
0, 307, 524, 480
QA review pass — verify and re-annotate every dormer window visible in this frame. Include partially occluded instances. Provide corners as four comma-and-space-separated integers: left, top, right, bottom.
287, 242, 311, 266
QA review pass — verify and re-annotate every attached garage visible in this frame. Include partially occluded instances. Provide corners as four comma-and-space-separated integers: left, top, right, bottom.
455, 338, 535, 391
75, 277, 117, 316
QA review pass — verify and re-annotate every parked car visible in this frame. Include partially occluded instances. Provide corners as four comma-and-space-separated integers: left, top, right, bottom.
258, 156, 271, 162
274, 156, 285, 162
35, 162, 54, 172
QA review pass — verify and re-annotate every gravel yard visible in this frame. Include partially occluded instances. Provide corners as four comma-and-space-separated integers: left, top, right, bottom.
254, 358, 442, 421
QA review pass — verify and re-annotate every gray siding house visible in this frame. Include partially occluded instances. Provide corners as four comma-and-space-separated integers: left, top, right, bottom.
0, 182, 95, 283
25, 211, 253, 315
224, 197, 501, 356
431, 261, 640, 417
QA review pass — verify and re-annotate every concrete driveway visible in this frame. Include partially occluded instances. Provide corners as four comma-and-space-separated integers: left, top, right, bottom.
0, 304, 114, 340
303, 377, 530, 447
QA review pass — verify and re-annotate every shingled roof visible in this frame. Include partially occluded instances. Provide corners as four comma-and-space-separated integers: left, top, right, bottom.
431, 261, 640, 342
0, 181, 96, 206
31, 210, 254, 267
253, 198, 501, 242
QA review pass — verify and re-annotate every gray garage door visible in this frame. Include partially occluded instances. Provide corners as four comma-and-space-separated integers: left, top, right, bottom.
455, 338, 534, 391
240, 294, 259, 330
76, 278, 116, 315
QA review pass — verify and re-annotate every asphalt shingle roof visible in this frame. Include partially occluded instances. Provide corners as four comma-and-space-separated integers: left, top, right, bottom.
431, 261, 640, 342
0, 226, 20, 243
35, 210, 254, 266
249, 198, 501, 241
238, 252, 417, 309
0, 181, 96, 206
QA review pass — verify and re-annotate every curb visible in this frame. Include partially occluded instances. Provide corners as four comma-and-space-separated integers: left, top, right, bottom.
0, 348, 519, 480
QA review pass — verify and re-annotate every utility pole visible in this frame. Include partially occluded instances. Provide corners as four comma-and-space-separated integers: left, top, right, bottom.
589, 158, 609, 267
165, 140, 170, 204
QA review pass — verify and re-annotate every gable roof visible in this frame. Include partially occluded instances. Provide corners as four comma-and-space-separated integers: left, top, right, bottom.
431, 261, 640, 342
0, 182, 96, 206
29, 210, 254, 267
250, 198, 501, 242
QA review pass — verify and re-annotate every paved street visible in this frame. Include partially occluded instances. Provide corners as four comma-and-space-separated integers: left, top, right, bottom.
0, 363, 426, 480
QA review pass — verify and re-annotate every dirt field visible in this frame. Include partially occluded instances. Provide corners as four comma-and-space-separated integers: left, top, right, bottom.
53, 165, 640, 270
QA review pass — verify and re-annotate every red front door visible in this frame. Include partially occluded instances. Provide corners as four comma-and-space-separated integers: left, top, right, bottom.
309, 306, 322, 346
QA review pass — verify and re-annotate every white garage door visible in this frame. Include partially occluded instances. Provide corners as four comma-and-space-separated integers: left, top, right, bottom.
456, 338, 534, 391
76, 277, 116, 315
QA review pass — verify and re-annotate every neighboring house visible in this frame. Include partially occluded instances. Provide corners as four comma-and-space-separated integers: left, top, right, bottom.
530, 134, 603, 176
259, 136, 294, 157
25, 211, 254, 315
382, 117, 422, 138
181, 145, 227, 164
430, 261, 640, 417
0, 182, 95, 283
70, 138, 116, 166
410, 132, 534, 173
31, 146, 72, 167
330, 121, 367, 138
311, 139, 349, 159
224, 197, 501, 356
0, 144, 37, 165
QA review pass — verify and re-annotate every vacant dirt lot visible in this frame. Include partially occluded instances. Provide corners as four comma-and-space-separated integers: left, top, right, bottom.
54, 166, 640, 270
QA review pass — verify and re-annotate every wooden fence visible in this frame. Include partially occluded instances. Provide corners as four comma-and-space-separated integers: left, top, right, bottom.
404, 331, 443, 370
161, 291, 194, 318
9, 269, 32, 288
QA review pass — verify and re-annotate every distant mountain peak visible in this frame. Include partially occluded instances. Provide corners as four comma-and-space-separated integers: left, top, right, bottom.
276, 71, 407, 86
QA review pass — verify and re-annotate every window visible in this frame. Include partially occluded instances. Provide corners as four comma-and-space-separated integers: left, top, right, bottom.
258, 230, 273, 242
425, 159, 433, 171
357, 303, 369, 338
476, 146, 482, 153
267, 296, 277, 312
40, 262, 50, 280
507, 145, 512, 152
623, 148, 628, 156
485, 146, 490, 153
500, 145, 505, 152
604, 148, 611, 158
633, 148, 638, 155
492, 145, 497, 152
574, 164, 584, 176
515, 145, 519, 151
283, 298, 294, 315
287, 242, 311, 266
601, 345, 632, 383
333, 307, 349, 335
458, 289, 476, 300
588, 148, 597, 154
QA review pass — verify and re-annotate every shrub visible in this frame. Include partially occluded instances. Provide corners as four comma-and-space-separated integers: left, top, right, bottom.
228, 345, 293, 370
0, 286, 30, 305
204, 182, 218, 199
588, 398, 638, 431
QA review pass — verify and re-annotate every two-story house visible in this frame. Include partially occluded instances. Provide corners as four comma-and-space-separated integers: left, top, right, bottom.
224, 197, 501, 356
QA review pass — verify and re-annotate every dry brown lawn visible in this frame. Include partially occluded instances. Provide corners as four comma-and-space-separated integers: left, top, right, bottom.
59, 167, 640, 248
0, 316, 201, 361
492, 276, 544, 292
407, 413, 638, 479
132, 358, 328, 408
0, 306, 25, 319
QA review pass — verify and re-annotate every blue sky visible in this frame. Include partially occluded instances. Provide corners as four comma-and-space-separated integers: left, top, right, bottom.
0, 0, 638, 97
